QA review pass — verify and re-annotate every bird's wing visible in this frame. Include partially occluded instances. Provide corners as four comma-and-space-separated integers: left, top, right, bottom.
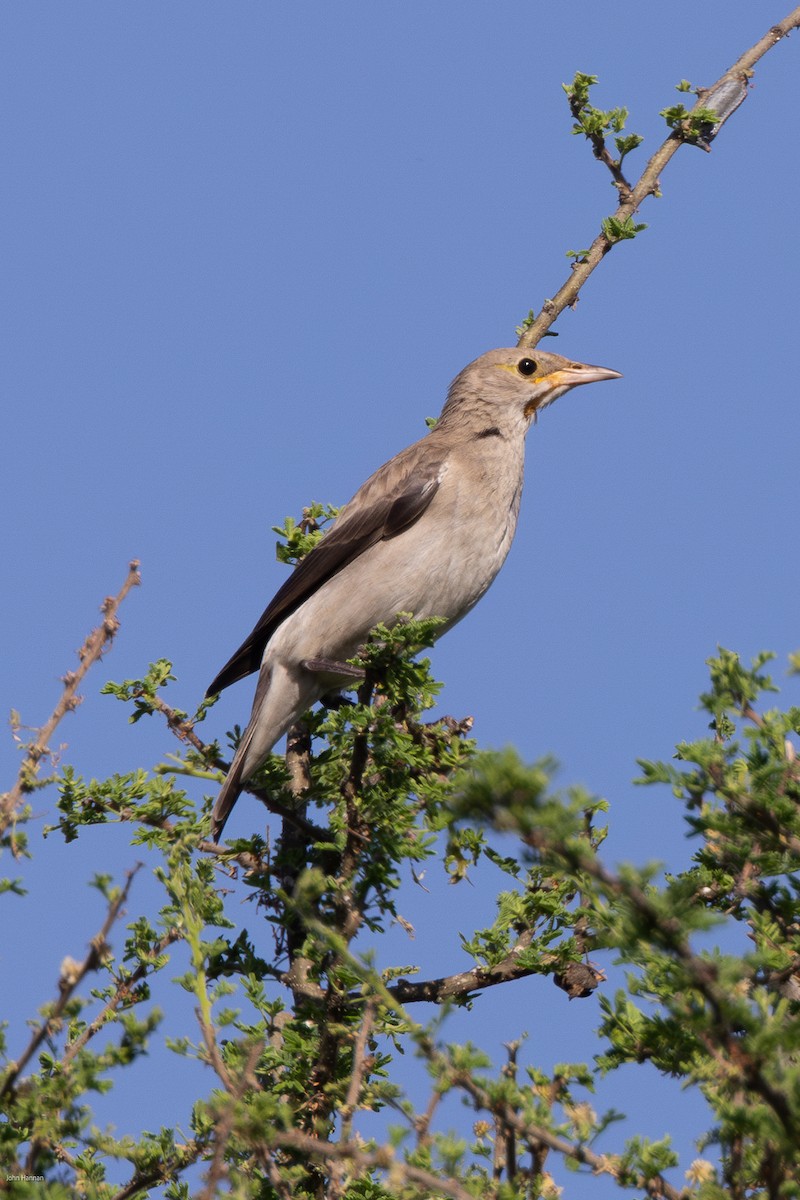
206, 437, 447, 696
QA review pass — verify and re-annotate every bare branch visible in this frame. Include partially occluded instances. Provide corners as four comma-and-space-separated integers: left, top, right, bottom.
2, 560, 141, 848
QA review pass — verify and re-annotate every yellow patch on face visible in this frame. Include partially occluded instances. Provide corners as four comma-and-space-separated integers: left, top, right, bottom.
522, 372, 563, 420
496, 362, 564, 388
538, 369, 568, 389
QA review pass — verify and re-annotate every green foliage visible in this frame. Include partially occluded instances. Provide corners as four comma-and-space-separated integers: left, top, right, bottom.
515, 309, 537, 338
4, 622, 799, 1197
660, 103, 721, 143
601, 215, 648, 243
515, 310, 559, 339
272, 502, 340, 566
563, 72, 644, 174
3, 415, 800, 1200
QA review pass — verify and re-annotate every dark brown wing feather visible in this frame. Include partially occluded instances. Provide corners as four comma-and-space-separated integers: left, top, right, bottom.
206, 437, 446, 696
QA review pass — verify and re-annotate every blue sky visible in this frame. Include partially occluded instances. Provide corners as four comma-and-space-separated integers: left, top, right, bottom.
2, 2, 798, 1193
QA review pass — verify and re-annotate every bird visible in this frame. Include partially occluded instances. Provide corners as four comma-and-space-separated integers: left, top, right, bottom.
207, 346, 621, 839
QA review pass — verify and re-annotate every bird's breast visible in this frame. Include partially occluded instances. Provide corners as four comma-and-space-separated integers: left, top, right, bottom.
269, 440, 526, 665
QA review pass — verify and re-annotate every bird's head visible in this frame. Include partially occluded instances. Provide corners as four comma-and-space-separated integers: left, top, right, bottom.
439, 346, 622, 433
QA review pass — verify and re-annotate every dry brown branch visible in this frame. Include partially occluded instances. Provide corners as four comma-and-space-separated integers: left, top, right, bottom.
0, 864, 141, 1101
518, 7, 800, 350
2, 560, 141, 849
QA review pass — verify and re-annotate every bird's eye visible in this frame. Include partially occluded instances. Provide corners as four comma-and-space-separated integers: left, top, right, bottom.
517, 358, 538, 376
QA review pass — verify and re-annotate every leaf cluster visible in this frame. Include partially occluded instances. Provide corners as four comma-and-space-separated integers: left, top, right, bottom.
563, 72, 644, 173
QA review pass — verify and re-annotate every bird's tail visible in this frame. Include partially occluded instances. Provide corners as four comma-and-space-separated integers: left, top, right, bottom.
210, 661, 312, 842
210, 665, 275, 842
210, 755, 249, 843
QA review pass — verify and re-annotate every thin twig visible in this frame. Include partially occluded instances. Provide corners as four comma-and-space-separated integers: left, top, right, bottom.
197, 1004, 236, 1094
264, 1132, 480, 1200
448, 1065, 687, 1200
260, 1153, 297, 1200
328, 998, 378, 1200
0, 864, 141, 1101
61, 927, 182, 1068
145, 691, 212, 755
340, 998, 377, 1136
106, 1140, 202, 1200
565, 89, 636, 200
197, 1041, 264, 1200
518, 7, 800, 349
2, 561, 141, 848
414, 1087, 443, 1149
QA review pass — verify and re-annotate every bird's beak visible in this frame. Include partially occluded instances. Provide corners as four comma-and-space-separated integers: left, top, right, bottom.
519, 361, 622, 419
539, 363, 623, 389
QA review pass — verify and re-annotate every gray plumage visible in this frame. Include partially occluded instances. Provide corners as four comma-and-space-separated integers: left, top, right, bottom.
208, 346, 621, 839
